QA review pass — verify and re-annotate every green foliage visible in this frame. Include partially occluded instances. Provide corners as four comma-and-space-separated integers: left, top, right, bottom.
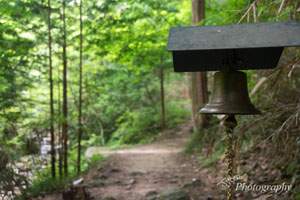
109, 98, 189, 145
110, 108, 159, 145
165, 100, 191, 126
184, 129, 205, 154
88, 154, 105, 167
184, 117, 220, 154
198, 147, 225, 169
21, 170, 67, 198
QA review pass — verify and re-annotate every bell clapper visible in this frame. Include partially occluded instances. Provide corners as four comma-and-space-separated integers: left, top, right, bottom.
224, 114, 237, 200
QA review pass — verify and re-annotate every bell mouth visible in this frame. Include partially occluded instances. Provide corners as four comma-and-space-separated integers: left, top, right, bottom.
199, 103, 261, 115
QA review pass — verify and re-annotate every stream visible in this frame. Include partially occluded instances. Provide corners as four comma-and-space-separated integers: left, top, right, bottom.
0, 134, 60, 199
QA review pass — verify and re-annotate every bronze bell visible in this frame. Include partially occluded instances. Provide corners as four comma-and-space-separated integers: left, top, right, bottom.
200, 70, 261, 115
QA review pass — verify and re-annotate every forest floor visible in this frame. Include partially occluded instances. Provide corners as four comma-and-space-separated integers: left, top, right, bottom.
41, 121, 291, 200
43, 122, 226, 200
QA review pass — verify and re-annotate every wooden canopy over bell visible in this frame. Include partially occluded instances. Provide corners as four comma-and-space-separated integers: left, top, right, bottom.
166, 20, 300, 72
166, 20, 300, 115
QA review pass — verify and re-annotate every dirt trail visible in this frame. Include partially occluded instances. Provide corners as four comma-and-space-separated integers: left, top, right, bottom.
45, 123, 222, 200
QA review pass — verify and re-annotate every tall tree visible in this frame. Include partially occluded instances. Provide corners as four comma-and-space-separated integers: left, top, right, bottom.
58, 67, 63, 178
62, 0, 68, 175
47, 0, 56, 178
191, 0, 208, 131
159, 67, 166, 129
77, 0, 83, 175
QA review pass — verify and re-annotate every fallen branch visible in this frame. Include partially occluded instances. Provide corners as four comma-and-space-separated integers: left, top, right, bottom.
271, 56, 300, 86
253, 2, 258, 22
238, 0, 260, 24
277, 0, 288, 17
250, 76, 268, 97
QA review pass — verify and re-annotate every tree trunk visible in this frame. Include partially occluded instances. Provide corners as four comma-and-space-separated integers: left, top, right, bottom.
192, 0, 205, 24
191, 0, 208, 131
184, 73, 190, 99
58, 62, 63, 179
62, 0, 68, 176
47, 0, 56, 178
77, 0, 83, 175
159, 68, 166, 129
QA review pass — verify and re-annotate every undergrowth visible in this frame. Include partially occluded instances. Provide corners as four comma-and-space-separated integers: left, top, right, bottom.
109, 99, 190, 146
184, 64, 300, 199
18, 153, 105, 199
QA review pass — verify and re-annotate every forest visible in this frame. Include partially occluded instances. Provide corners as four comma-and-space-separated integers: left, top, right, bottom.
0, 0, 300, 199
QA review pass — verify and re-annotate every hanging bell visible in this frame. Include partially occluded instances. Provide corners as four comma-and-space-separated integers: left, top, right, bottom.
200, 70, 261, 115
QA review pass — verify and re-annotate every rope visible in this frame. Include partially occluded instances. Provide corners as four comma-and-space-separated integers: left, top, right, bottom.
224, 115, 237, 200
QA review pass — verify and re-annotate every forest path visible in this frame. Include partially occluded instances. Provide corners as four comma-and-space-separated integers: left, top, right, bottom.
45, 122, 220, 200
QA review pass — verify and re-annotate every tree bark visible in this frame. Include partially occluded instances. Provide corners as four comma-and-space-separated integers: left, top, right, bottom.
62, 0, 68, 176
77, 0, 83, 175
191, 0, 208, 131
58, 67, 63, 179
47, 0, 56, 178
159, 68, 166, 129
192, 0, 205, 24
